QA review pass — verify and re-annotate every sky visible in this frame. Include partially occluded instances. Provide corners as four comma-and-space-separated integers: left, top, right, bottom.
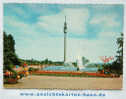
4, 4, 124, 63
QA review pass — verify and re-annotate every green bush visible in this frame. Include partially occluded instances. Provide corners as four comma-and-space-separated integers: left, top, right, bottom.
28, 67, 39, 72
19, 73, 24, 79
28, 67, 34, 72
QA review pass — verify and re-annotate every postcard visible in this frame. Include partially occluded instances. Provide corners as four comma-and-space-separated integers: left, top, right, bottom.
0, 0, 126, 99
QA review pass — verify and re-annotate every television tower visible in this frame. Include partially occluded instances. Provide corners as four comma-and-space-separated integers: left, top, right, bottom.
64, 16, 67, 63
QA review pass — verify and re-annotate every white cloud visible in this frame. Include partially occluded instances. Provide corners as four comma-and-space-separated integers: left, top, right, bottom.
4, 7, 120, 63
4, 15, 118, 63
4, 16, 38, 35
67, 35, 118, 63
16, 37, 65, 61
37, 8, 89, 34
98, 31, 120, 39
16, 32, 118, 63
6, 5, 31, 19
4, 16, 28, 28
89, 14, 120, 28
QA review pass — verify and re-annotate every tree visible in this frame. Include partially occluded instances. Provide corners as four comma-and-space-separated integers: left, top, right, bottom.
44, 58, 49, 64
108, 33, 123, 74
116, 33, 123, 74
4, 32, 21, 70
82, 56, 89, 65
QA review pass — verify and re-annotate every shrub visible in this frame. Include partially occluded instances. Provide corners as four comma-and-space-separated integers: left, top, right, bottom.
28, 67, 39, 72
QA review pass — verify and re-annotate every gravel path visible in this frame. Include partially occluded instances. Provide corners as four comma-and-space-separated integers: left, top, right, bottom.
4, 75, 122, 90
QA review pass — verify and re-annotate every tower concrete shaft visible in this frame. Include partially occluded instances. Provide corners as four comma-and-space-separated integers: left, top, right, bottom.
64, 16, 67, 63
64, 33, 67, 63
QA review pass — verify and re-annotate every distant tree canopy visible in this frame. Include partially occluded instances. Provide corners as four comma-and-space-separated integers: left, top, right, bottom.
20, 58, 64, 66
4, 32, 21, 70
82, 56, 89, 66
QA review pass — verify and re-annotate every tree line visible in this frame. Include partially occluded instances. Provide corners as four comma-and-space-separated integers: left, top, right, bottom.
20, 58, 64, 66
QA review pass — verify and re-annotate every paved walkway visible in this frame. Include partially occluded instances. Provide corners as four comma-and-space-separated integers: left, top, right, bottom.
4, 75, 122, 90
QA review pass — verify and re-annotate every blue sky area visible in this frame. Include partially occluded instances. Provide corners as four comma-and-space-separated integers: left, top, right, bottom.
4, 4, 124, 63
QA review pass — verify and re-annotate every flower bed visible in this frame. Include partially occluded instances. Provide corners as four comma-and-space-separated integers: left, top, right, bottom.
32, 70, 114, 77
4, 67, 29, 84
4, 78, 18, 84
